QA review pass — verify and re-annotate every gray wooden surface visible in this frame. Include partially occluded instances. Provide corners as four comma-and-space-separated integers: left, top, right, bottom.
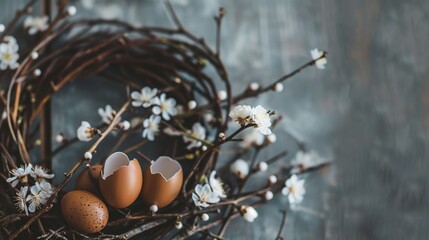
2, 0, 429, 239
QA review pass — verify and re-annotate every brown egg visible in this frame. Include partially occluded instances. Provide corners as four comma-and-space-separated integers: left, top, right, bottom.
75, 164, 102, 193
61, 190, 108, 234
141, 156, 183, 208
99, 152, 143, 208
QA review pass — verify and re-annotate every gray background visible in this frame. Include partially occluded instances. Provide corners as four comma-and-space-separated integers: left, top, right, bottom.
2, 0, 429, 239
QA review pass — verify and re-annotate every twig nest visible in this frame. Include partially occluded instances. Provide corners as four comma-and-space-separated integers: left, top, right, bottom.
141, 156, 183, 208
99, 152, 143, 208
61, 190, 108, 234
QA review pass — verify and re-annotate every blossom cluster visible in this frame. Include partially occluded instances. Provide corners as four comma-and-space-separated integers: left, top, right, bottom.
0, 36, 19, 70
229, 105, 273, 135
131, 87, 178, 141
6, 164, 55, 215
192, 171, 226, 208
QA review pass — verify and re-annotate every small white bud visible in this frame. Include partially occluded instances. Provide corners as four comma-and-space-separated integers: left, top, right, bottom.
230, 159, 249, 179
175, 221, 183, 229
33, 69, 41, 76
249, 82, 260, 91
257, 162, 268, 172
174, 77, 182, 83
264, 191, 274, 201
274, 82, 284, 92
84, 151, 92, 160
0, 24, 5, 33
2, 110, 7, 120
85, 163, 90, 167
150, 204, 158, 213
268, 175, 277, 184
218, 132, 225, 139
188, 100, 197, 110
67, 6, 77, 16
217, 90, 227, 100
267, 134, 277, 144
55, 134, 64, 143
201, 213, 209, 221
241, 205, 258, 222
31, 51, 39, 60
121, 120, 130, 130
202, 145, 208, 151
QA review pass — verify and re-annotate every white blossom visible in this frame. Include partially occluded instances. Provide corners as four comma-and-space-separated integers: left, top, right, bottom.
230, 159, 249, 179
192, 184, 220, 208
282, 174, 305, 204
14, 186, 29, 215
152, 93, 177, 120
26, 185, 48, 213
291, 150, 325, 174
142, 115, 161, 141
240, 205, 258, 222
0, 24, 4, 33
207, 171, 226, 198
77, 121, 95, 142
311, 48, 327, 70
0, 36, 19, 70
7, 164, 33, 187
36, 179, 54, 196
252, 105, 272, 135
23, 16, 49, 35
131, 87, 158, 108
183, 122, 206, 150
240, 129, 264, 148
98, 105, 120, 125
229, 105, 253, 126
30, 165, 54, 181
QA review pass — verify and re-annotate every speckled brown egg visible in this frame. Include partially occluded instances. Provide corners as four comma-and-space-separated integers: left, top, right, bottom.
75, 164, 102, 193
141, 156, 183, 208
99, 152, 143, 208
61, 190, 108, 234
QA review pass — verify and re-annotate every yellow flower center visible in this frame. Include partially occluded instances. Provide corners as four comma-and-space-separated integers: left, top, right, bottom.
2, 52, 12, 61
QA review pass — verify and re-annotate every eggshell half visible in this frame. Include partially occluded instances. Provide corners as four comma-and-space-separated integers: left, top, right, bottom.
61, 190, 108, 234
99, 152, 143, 208
141, 156, 183, 208
75, 164, 102, 193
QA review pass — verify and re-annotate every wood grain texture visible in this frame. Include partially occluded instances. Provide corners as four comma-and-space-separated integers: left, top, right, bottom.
1, 0, 428, 239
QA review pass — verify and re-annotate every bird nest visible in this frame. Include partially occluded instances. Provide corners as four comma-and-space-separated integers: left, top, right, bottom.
0, 1, 328, 239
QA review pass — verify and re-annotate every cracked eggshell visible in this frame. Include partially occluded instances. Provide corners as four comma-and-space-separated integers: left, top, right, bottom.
99, 152, 143, 208
61, 190, 108, 234
75, 164, 102, 193
141, 156, 183, 208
